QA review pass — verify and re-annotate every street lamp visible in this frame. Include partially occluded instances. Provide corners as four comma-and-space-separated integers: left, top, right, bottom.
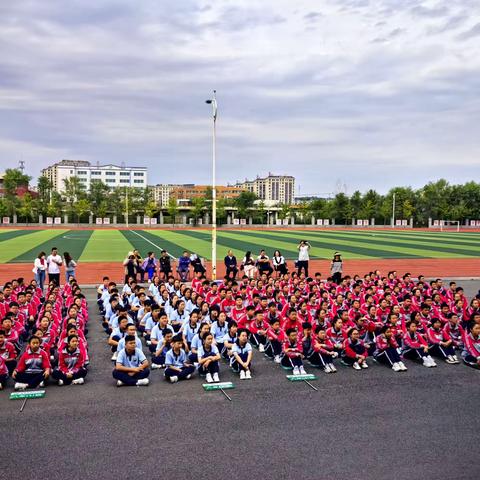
206, 90, 218, 280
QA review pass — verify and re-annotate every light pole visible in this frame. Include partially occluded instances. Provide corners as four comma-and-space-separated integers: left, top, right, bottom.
392, 192, 396, 228
206, 90, 218, 280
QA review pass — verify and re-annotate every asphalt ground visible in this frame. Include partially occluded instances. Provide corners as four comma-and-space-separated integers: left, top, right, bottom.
1, 282, 479, 480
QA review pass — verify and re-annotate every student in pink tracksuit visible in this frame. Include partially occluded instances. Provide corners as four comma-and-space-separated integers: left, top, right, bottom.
426, 318, 459, 364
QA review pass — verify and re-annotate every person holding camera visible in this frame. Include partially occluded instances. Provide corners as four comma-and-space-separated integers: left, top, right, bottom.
297, 240, 310, 277
123, 254, 137, 284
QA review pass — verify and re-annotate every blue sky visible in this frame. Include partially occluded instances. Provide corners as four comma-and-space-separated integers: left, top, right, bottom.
0, 0, 479, 195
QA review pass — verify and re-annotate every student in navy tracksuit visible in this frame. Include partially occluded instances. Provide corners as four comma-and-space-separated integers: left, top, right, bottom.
12, 336, 51, 390
373, 326, 407, 372
197, 332, 221, 383
164, 335, 195, 383
112, 335, 150, 387
231, 329, 253, 380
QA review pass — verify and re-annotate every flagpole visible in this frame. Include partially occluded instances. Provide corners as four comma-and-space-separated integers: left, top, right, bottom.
205, 91, 217, 280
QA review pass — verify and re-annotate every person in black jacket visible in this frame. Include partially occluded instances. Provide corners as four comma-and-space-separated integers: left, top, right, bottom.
159, 250, 172, 280
224, 250, 238, 280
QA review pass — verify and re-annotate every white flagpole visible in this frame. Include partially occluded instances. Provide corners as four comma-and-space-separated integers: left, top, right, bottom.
206, 90, 217, 280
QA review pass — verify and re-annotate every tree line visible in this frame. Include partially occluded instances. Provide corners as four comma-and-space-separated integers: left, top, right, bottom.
0, 169, 479, 226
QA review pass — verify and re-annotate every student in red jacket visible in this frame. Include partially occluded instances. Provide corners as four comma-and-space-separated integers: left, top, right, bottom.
427, 318, 459, 364
265, 317, 286, 363
402, 321, 436, 367
342, 328, 368, 370
249, 311, 268, 352
0, 329, 17, 375
12, 336, 51, 390
374, 326, 407, 372
462, 323, 480, 369
52, 334, 88, 385
310, 326, 338, 373
281, 328, 306, 375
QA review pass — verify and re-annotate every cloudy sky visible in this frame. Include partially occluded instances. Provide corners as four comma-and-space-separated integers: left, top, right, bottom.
0, 0, 479, 195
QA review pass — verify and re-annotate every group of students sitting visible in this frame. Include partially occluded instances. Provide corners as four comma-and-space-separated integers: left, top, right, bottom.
97, 267, 480, 388
0, 276, 89, 390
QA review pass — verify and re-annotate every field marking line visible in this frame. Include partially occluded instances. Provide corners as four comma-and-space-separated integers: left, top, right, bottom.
128, 230, 176, 260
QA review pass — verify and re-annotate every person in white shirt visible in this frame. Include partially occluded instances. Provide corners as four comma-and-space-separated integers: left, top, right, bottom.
272, 250, 288, 277
46, 247, 63, 286
297, 240, 310, 277
33, 251, 48, 291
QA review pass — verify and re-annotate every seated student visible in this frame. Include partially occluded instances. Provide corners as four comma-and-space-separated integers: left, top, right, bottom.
117, 324, 143, 352
222, 321, 238, 360
211, 312, 229, 353
373, 326, 407, 372
443, 313, 464, 350
197, 332, 221, 383
342, 328, 369, 370
188, 322, 211, 363
300, 322, 314, 362
281, 328, 306, 375
310, 326, 338, 373
231, 329, 253, 380
151, 329, 174, 369
182, 309, 200, 351
249, 311, 268, 352
402, 321, 436, 368
53, 334, 88, 385
112, 335, 150, 387
12, 336, 51, 390
0, 354, 8, 390
462, 323, 480, 369
149, 312, 173, 353
164, 335, 195, 383
427, 318, 459, 364
108, 316, 130, 361
0, 329, 17, 375
326, 318, 346, 356
265, 318, 286, 363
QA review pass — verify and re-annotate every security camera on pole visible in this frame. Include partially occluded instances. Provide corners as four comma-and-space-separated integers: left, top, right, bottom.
205, 90, 218, 280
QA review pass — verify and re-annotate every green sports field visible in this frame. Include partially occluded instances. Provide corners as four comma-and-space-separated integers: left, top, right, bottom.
0, 228, 479, 263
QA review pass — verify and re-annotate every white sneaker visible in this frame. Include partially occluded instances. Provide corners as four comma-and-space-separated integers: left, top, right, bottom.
14, 382, 28, 391
39, 381, 45, 387
324, 364, 332, 373
58, 379, 64, 386
353, 362, 361, 370
116, 380, 124, 387
293, 366, 300, 375
422, 357, 430, 367
146, 340, 152, 346
361, 361, 368, 369
399, 361, 408, 371
259, 344, 265, 353
239, 370, 246, 380
330, 364, 337, 373
446, 356, 455, 364
428, 356, 437, 367
136, 378, 149, 386
392, 363, 401, 372
274, 355, 281, 364
186, 374, 192, 379
453, 355, 459, 364
151, 363, 163, 369
169, 376, 178, 383
206, 373, 213, 383
299, 366, 306, 375
213, 372, 220, 382
72, 378, 84, 385
111, 352, 118, 361
245, 369, 252, 379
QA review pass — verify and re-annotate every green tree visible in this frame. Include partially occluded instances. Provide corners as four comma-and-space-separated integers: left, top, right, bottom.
37, 176, 53, 213
234, 191, 257, 218
278, 203, 291, 221
63, 176, 86, 219
350, 190, 363, 218
73, 199, 91, 224
191, 197, 205, 224
254, 201, 266, 224
18, 193, 36, 223
3, 168, 31, 216
167, 197, 179, 225
144, 200, 158, 219
88, 180, 110, 217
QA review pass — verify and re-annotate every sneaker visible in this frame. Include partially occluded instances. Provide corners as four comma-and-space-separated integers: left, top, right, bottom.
274, 355, 281, 364
353, 362, 361, 370
14, 382, 28, 391
392, 363, 401, 372
422, 357, 430, 367
361, 361, 368, 369
330, 364, 337, 373
446, 356, 456, 364
169, 376, 178, 383
453, 355, 459, 364
299, 366, 306, 375
116, 380, 124, 387
213, 372, 220, 382
39, 381, 45, 387
206, 373, 213, 383
245, 369, 252, 379
259, 344, 265, 353
324, 364, 332, 373
151, 363, 163, 370
72, 378, 84, 385
58, 379, 64, 386
399, 361, 408, 371
146, 340, 152, 346
186, 374, 192, 380
136, 378, 149, 386
0, 384, 2, 390
293, 366, 300, 376
428, 356, 437, 367
111, 352, 118, 361
239, 370, 246, 380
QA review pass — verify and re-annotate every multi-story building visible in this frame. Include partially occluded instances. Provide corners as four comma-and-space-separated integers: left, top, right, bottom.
151, 184, 192, 206
236, 173, 295, 206
41, 160, 147, 192
151, 184, 245, 206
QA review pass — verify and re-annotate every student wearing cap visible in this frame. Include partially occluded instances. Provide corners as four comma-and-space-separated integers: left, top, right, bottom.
164, 335, 195, 383
330, 252, 343, 285
112, 335, 150, 387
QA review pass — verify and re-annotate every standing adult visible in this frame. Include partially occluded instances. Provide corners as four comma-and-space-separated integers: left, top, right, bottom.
297, 240, 310, 277
330, 252, 343, 285
241, 251, 256, 279
123, 254, 137, 284
63, 252, 77, 283
159, 250, 172, 280
46, 247, 63, 286
224, 250, 238, 280
33, 251, 47, 291
132, 249, 144, 282
272, 250, 288, 277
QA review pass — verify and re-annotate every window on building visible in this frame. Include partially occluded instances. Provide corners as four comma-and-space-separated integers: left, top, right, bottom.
91, 171, 101, 175
77, 170, 87, 175
133, 172, 144, 177
133, 179, 144, 184
119, 172, 130, 176
105, 171, 116, 176
106, 179, 116, 183
120, 179, 129, 183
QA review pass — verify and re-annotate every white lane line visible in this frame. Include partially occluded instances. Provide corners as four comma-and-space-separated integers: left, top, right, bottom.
129, 230, 176, 260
